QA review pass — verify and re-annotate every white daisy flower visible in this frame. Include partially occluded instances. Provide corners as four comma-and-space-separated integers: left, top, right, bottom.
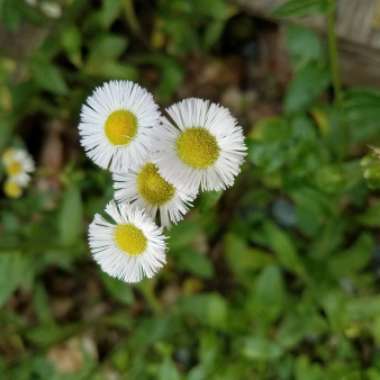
113, 161, 196, 227
2, 148, 35, 187
88, 201, 167, 283
79, 80, 160, 173
153, 98, 247, 193
40, 2, 62, 19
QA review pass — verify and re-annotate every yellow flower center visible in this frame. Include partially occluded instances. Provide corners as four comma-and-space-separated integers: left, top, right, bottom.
137, 163, 175, 205
3, 180, 22, 199
176, 127, 220, 169
104, 110, 137, 146
114, 224, 147, 256
6, 161, 23, 176
5, 161, 22, 176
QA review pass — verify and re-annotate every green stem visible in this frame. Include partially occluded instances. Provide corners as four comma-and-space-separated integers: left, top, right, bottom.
327, 0, 342, 105
327, 0, 350, 156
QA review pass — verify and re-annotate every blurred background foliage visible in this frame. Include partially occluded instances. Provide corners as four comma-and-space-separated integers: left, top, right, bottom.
1, 0, 380, 379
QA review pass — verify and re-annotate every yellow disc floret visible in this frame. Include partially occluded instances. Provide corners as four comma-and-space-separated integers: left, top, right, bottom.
176, 127, 220, 169
6, 161, 23, 176
3, 180, 22, 199
114, 224, 147, 256
105, 110, 137, 146
137, 163, 175, 205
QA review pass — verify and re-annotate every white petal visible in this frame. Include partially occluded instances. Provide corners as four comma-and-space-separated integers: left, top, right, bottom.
112, 160, 196, 227
88, 200, 167, 283
78, 80, 161, 173
153, 98, 247, 192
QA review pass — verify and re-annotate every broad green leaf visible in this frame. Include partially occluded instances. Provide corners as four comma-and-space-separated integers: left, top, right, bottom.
277, 308, 327, 349
251, 266, 285, 322
58, 185, 83, 246
0, 0, 23, 31
285, 63, 330, 113
93, 34, 127, 59
273, 0, 330, 17
33, 283, 54, 324
179, 293, 228, 329
176, 248, 214, 278
242, 337, 283, 360
328, 234, 374, 277
99, 0, 122, 28
262, 222, 305, 276
101, 272, 134, 305
287, 26, 323, 66
224, 234, 273, 279
158, 358, 181, 380
343, 89, 380, 143
0, 252, 30, 307
30, 59, 68, 95
61, 25, 82, 67
197, 191, 222, 212
85, 61, 138, 80
25, 323, 78, 347
295, 356, 325, 380
169, 219, 203, 251
347, 296, 380, 321
357, 201, 380, 227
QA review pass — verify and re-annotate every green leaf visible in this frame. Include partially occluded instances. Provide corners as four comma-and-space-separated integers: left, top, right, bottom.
251, 266, 285, 322
225, 234, 273, 279
158, 358, 181, 380
88, 34, 128, 62
197, 191, 222, 212
286, 26, 323, 66
328, 234, 374, 277
242, 337, 283, 360
100, 272, 134, 305
30, 59, 68, 95
262, 222, 305, 276
0, 0, 23, 31
284, 63, 330, 113
99, 0, 122, 28
85, 61, 137, 80
61, 25, 82, 67
33, 283, 54, 324
25, 323, 78, 347
273, 0, 330, 17
157, 59, 184, 102
357, 201, 380, 227
295, 356, 325, 380
169, 219, 203, 251
0, 252, 30, 307
343, 89, 380, 143
176, 248, 214, 278
58, 185, 83, 246
179, 293, 228, 329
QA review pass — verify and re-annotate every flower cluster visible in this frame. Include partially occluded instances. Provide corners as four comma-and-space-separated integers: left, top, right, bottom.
1, 148, 35, 199
80, 80, 246, 283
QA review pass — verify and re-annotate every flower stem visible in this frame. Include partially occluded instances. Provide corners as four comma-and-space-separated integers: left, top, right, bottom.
327, 0, 342, 105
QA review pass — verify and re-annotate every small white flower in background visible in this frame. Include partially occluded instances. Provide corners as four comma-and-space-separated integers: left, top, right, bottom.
88, 201, 167, 283
153, 98, 247, 193
25, 0, 38, 7
79, 81, 160, 173
40, 1, 62, 19
113, 161, 196, 227
2, 148, 35, 187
